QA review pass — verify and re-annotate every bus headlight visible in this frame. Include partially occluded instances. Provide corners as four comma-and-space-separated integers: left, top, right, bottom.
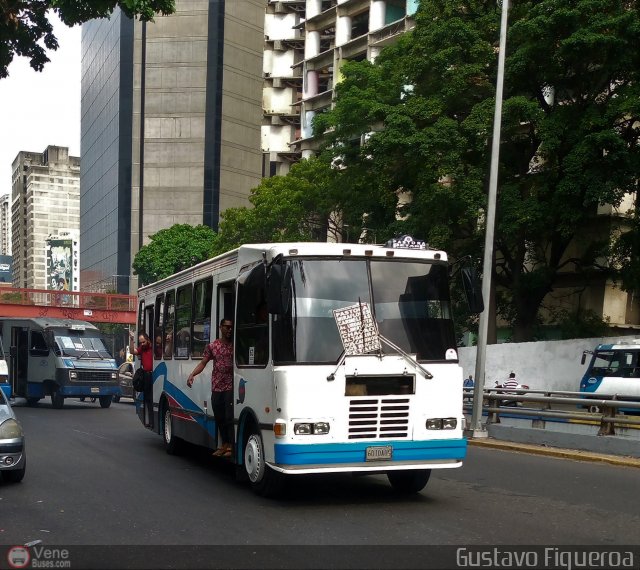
426, 418, 458, 430
294, 423, 312, 435
0, 419, 23, 439
111, 372, 117, 379
313, 422, 330, 435
426, 418, 442, 430
294, 422, 330, 435
69, 371, 78, 380
442, 418, 457, 430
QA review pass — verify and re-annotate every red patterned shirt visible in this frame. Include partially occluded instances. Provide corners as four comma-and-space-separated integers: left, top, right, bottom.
203, 339, 233, 393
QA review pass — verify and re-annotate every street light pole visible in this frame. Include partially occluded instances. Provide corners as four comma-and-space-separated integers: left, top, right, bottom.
470, 0, 510, 437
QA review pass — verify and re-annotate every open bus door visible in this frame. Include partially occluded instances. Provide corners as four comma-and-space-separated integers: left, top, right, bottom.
10, 327, 29, 399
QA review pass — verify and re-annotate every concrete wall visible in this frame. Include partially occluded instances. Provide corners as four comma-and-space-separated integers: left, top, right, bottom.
458, 336, 640, 392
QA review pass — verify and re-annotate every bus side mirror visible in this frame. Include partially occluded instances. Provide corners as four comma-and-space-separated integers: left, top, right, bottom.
267, 264, 292, 315
461, 266, 484, 314
581, 353, 586, 365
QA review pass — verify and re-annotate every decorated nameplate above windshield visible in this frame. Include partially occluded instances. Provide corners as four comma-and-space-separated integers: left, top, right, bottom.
333, 303, 381, 356
386, 235, 427, 250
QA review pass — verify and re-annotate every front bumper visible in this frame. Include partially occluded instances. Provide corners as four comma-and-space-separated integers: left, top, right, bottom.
0, 437, 26, 471
271, 438, 467, 474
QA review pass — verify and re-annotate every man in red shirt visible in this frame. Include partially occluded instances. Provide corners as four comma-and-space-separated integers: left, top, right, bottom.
187, 319, 234, 457
132, 333, 154, 428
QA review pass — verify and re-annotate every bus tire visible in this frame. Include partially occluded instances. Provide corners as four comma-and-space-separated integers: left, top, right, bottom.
51, 387, 64, 409
99, 396, 112, 408
163, 403, 183, 455
387, 469, 431, 494
244, 430, 284, 498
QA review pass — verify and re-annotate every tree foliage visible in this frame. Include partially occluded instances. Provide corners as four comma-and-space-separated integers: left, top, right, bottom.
132, 224, 216, 285
315, 0, 640, 341
0, 0, 175, 78
211, 158, 342, 255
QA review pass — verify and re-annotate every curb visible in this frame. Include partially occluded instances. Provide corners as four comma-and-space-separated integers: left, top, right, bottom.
467, 438, 640, 468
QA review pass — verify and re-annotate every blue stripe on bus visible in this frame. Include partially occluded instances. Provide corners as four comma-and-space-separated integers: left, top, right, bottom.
153, 362, 217, 439
274, 438, 467, 465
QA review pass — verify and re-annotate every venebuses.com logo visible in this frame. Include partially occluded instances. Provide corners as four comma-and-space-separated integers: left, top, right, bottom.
6, 545, 71, 569
7, 546, 30, 569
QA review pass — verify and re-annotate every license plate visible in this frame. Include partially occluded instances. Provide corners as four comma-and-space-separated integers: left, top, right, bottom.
91, 387, 99, 394
365, 445, 393, 461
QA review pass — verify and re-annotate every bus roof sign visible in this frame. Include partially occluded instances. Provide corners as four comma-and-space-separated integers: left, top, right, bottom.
385, 235, 427, 250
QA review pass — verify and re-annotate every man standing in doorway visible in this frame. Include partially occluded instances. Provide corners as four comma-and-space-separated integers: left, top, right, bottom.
187, 319, 234, 457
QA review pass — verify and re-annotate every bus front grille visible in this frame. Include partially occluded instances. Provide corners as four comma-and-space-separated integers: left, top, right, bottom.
75, 371, 114, 383
348, 398, 410, 439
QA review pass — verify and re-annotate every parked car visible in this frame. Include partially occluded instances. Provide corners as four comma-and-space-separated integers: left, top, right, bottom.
0, 388, 26, 483
114, 362, 135, 402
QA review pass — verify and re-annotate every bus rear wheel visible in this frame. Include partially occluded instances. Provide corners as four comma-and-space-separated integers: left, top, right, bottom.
387, 469, 431, 494
163, 404, 183, 455
244, 431, 284, 498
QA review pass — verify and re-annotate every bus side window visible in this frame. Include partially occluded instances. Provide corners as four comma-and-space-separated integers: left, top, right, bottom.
236, 272, 268, 368
154, 295, 164, 360
175, 284, 192, 359
137, 300, 145, 333
30, 331, 49, 357
164, 290, 175, 360
192, 278, 213, 358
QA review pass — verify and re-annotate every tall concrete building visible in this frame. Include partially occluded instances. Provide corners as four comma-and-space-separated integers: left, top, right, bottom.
81, 0, 265, 293
11, 146, 80, 290
0, 194, 11, 256
262, 0, 418, 176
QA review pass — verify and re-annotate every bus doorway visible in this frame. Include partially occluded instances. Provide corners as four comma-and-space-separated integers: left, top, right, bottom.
10, 327, 29, 398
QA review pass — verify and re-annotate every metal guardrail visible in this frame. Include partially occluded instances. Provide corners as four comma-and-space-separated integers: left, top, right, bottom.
463, 388, 640, 436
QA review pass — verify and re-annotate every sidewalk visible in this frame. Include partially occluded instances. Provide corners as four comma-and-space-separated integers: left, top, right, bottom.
468, 436, 640, 468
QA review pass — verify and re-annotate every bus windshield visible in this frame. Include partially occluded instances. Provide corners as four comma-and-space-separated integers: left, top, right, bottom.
591, 350, 640, 377
272, 258, 455, 364
53, 334, 111, 359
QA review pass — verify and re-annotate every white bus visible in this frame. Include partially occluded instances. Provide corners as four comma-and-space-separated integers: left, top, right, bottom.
135, 238, 481, 496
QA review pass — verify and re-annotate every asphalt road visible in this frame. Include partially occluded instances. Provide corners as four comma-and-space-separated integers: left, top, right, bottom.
1, 399, 639, 567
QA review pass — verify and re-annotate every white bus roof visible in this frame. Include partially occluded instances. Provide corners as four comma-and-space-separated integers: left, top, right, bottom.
595, 340, 640, 351
138, 241, 448, 295
0, 318, 99, 331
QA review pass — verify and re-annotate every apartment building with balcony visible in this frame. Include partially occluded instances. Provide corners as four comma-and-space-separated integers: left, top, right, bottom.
262, 0, 419, 176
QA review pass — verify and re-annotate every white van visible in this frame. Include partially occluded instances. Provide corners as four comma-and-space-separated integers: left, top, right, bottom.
0, 318, 118, 408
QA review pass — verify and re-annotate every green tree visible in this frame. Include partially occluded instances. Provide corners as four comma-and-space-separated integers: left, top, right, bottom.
132, 224, 216, 285
211, 158, 341, 255
316, 0, 640, 342
1, 0, 175, 78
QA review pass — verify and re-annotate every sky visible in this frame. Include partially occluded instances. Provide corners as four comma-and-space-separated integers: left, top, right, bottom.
0, 14, 81, 198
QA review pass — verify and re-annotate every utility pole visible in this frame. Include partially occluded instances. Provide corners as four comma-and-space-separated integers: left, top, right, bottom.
470, 0, 510, 437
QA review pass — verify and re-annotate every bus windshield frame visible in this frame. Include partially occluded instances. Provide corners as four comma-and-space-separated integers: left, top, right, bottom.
271, 257, 456, 365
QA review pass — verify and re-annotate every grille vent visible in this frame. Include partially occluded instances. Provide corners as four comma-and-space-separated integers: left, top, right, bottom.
75, 371, 113, 383
348, 398, 410, 439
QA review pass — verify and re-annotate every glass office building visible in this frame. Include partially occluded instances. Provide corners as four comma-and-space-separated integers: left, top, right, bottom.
80, 1, 264, 293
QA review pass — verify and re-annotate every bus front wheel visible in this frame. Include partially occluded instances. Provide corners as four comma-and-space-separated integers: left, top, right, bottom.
244, 431, 283, 497
387, 469, 431, 494
51, 388, 64, 409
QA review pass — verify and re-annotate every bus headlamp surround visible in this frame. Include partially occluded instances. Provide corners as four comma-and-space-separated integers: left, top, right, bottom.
69, 370, 78, 380
426, 418, 457, 430
294, 422, 330, 435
